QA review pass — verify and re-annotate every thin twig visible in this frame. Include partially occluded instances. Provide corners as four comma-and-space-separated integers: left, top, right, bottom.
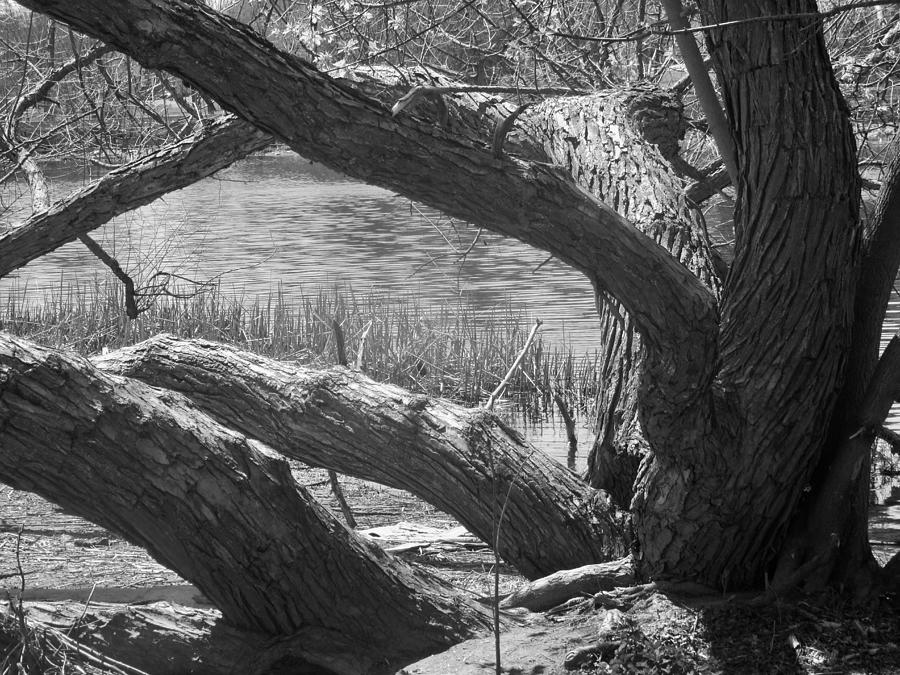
328, 470, 357, 528
485, 320, 543, 410
70, 582, 97, 636
328, 319, 357, 528
552, 1, 900, 44
551, 387, 579, 470
15, 525, 26, 635
78, 234, 139, 319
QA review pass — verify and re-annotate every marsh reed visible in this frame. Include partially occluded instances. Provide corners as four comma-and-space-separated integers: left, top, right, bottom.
0, 277, 601, 412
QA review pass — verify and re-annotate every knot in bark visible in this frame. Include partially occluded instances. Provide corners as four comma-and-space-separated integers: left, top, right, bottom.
623, 87, 686, 162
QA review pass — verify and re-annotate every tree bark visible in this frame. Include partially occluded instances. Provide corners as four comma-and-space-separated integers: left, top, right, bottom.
0, 333, 492, 673
94, 334, 630, 579
774, 136, 900, 591
631, 0, 864, 587
520, 86, 722, 507
14, 0, 721, 441
9, 0, 891, 596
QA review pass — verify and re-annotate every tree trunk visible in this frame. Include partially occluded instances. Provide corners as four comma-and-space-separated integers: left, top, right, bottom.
634, 0, 865, 588
11, 0, 896, 597
774, 136, 900, 591
94, 334, 630, 579
520, 86, 723, 508
0, 333, 492, 673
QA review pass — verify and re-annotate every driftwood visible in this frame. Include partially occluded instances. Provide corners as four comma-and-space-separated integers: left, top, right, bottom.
500, 557, 635, 612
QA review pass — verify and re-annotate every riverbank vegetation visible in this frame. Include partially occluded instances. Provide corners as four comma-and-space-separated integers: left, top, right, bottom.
0, 279, 601, 412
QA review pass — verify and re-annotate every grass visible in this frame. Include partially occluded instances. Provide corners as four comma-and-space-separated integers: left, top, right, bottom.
0, 276, 602, 413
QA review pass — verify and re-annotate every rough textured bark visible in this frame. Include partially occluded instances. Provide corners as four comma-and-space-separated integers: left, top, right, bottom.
14, 0, 720, 441
0, 115, 270, 277
0, 333, 492, 673
519, 87, 722, 508
9, 0, 891, 595
775, 137, 900, 590
94, 334, 629, 579
628, 0, 864, 586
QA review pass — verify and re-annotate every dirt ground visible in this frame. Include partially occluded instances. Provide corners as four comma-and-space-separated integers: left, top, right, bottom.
0, 466, 524, 598
2, 468, 900, 675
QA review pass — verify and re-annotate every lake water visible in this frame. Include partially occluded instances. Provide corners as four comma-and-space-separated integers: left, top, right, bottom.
2, 152, 898, 557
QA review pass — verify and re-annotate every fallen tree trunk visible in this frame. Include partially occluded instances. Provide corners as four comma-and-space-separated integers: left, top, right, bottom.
0, 333, 492, 673
95, 334, 630, 579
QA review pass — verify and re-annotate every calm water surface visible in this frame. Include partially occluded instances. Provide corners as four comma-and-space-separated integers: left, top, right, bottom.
2, 153, 898, 553
3, 155, 600, 350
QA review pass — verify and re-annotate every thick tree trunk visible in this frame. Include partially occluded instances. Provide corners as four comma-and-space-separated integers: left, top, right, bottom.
633, 0, 865, 587
11, 0, 893, 596
94, 334, 629, 579
520, 87, 723, 507
0, 333, 492, 673
775, 137, 900, 591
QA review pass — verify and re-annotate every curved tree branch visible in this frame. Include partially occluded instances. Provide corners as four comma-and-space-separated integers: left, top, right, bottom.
15, 0, 719, 417
0, 114, 270, 277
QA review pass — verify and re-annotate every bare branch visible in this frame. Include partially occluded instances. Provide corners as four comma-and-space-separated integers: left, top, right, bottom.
659, 0, 737, 185
78, 233, 139, 319
11, 43, 114, 119
0, 115, 270, 278
553, 2, 900, 43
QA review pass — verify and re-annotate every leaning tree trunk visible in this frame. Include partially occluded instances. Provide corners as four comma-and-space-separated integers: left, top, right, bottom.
0, 333, 492, 674
94, 334, 630, 579
15, 0, 890, 595
0, 115, 270, 276
630, 0, 866, 588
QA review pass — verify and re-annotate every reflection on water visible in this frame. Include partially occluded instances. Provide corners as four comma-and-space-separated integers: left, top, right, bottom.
2, 153, 899, 555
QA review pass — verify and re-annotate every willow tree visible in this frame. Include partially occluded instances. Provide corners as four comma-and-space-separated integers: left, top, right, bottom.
2, 0, 900, 671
